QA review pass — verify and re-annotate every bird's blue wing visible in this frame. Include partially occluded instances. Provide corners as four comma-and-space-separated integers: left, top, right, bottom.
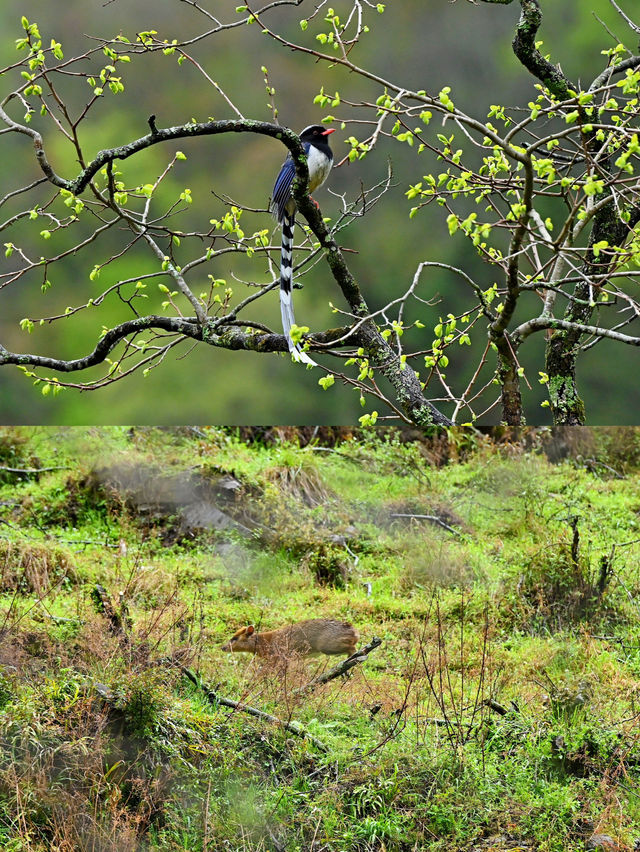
271, 157, 296, 223
271, 143, 312, 222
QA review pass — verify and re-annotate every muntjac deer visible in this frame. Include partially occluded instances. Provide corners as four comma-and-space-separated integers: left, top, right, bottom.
221, 619, 358, 659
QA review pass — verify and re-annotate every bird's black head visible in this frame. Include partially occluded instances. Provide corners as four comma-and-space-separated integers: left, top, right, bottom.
300, 125, 336, 146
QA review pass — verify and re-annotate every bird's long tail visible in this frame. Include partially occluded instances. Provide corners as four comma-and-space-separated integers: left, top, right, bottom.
279, 211, 316, 366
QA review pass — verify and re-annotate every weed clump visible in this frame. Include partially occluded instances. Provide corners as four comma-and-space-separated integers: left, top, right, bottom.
596, 426, 640, 473
0, 540, 72, 595
397, 534, 475, 591
263, 456, 332, 507
0, 428, 34, 485
302, 543, 349, 588
511, 520, 614, 631
19, 471, 111, 527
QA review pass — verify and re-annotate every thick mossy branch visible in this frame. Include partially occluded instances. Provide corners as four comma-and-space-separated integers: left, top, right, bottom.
511, 0, 575, 99
0, 319, 356, 369
30, 118, 310, 196
0, 316, 198, 372
295, 190, 451, 427
495, 343, 524, 426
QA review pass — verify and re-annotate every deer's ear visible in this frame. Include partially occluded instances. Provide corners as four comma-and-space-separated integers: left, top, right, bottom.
246, 625, 255, 636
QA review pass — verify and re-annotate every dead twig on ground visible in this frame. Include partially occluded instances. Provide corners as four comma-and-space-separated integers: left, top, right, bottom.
389, 513, 463, 537
294, 636, 382, 696
167, 660, 329, 752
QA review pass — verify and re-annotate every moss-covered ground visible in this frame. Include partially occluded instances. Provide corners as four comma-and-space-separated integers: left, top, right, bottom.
1, 426, 640, 851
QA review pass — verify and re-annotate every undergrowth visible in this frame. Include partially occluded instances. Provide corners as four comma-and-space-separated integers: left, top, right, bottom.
0, 427, 639, 850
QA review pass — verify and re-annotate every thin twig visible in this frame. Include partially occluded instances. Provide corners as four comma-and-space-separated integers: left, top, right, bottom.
294, 636, 382, 695
170, 661, 328, 751
389, 513, 463, 537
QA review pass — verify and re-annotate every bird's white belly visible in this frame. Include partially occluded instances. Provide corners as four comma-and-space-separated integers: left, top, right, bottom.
307, 145, 333, 193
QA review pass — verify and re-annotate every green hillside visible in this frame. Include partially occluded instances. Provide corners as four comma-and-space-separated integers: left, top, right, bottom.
0, 426, 640, 850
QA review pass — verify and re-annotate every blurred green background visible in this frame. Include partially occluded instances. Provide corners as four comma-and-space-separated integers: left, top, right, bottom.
0, 0, 637, 424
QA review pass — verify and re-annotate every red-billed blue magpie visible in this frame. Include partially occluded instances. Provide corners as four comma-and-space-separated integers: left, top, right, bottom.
271, 125, 335, 364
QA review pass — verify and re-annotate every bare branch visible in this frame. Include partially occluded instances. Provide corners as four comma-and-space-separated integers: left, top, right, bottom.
513, 317, 640, 347
170, 661, 328, 752
294, 636, 382, 695
609, 0, 640, 36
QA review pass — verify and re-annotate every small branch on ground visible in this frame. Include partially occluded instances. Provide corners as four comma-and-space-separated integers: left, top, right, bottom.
389, 513, 463, 537
483, 698, 510, 716
294, 636, 382, 695
169, 661, 329, 752
90, 583, 131, 647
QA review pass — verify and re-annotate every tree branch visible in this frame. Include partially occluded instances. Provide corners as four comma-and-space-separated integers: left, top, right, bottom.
511, 0, 576, 99
0, 112, 309, 197
171, 661, 328, 752
608, 0, 640, 37
0, 316, 199, 372
0, 316, 364, 375
513, 316, 640, 347
294, 636, 382, 696
589, 55, 640, 91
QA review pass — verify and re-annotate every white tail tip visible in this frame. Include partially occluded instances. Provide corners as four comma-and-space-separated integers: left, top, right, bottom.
280, 285, 317, 366
289, 344, 317, 367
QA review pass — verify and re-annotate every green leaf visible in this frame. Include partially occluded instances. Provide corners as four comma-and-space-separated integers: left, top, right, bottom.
592, 239, 609, 258
318, 375, 335, 390
50, 39, 63, 60
438, 86, 455, 112
289, 324, 309, 345
358, 411, 378, 426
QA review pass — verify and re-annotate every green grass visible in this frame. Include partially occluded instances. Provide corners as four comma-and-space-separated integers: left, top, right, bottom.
0, 426, 639, 850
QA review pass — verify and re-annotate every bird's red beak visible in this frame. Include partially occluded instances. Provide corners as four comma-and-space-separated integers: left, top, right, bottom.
322, 128, 336, 135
